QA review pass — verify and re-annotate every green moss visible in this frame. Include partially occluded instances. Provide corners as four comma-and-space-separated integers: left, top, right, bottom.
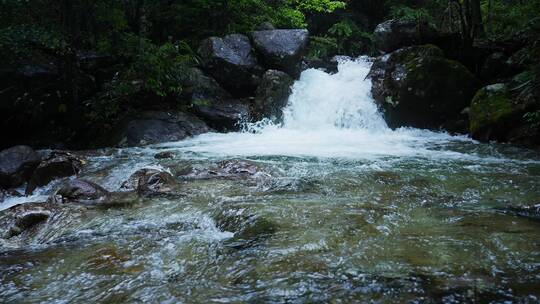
192, 98, 212, 107
469, 84, 514, 134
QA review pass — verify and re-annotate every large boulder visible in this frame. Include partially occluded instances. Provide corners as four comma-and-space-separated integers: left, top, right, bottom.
468, 82, 539, 146
368, 45, 481, 130
182, 68, 231, 104
113, 111, 212, 147
254, 70, 294, 122
0, 145, 41, 188
374, 19, 437, 53
26, 151, 86, 194
479, 52, 519, 82
198, 34, 264, 96
180, 68, 250, 130
251, 29, 309, 77
121, 168, 177, 195
191, 99, 251, 132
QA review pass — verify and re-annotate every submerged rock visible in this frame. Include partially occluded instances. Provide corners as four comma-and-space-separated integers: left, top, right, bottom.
26, 151, 86, 194
0, 203, 53, 239
214, 207, 278, 249
199, 34, 264, 96
52, 179, 109, 206
374, 19, 437, 53
185, 159, 266, 180
0, 201, 88, 248
154, 151, 175, 159
253, 70, 294, 122
0, 145, 41, 188
368, 45, 480, 131
113, 111, 211, 147
121, 168, 177, 195
500, 204, 540, 222
252, 29, 309, 77
1, 189, 22, 203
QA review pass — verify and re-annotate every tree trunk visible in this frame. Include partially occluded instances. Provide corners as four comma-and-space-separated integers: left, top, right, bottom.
470, 0, 485, 38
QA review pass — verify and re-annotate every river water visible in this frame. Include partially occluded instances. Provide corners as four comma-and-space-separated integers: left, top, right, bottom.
1, 58, 540, 303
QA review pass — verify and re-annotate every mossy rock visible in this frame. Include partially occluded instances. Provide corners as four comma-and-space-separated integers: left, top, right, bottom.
469, 84, 514, 137
369, 44, 480, 131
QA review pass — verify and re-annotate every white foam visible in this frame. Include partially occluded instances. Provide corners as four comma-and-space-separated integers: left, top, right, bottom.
160, 58, 482, 161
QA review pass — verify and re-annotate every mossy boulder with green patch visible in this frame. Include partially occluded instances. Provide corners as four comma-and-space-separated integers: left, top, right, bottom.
369, 45, 480, 131
468, 82, 540, 146
469, 84, 515, 139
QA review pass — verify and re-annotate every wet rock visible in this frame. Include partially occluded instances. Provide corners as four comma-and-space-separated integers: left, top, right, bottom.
198, 34, 264, 96
500, 204, 540, 222
254, 70, 294, 122
186, 160, 265, 180
468, 82, 539, 146
214, 207, 278, 249
479, 52, 516, 82
302, 57, 339, 74
191, 99, 251, 131
113, 111, 211, 147
154, 151, 175, 159
121, 168, 177, 195
26, 151, 86, 194
469, 84, 515, 141
0, 201, 89, 247
257, 22, 275, 31
374, 19, 437, 53
368, 45, 480, 131
52, 179, 109, 206
183, 68, 232, 103
0, 189, 22, 203
0, 145, 41, 188
0, 202, 55, 240
252, 29, 309, 77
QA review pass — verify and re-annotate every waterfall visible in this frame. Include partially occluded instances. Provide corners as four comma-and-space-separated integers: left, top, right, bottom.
167, 57, 469, 159
282, 57, 388, 131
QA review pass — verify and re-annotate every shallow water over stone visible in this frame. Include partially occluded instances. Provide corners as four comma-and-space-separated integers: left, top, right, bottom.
1, 59, 540, 303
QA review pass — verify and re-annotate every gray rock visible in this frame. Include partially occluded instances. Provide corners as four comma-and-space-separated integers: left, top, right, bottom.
26, 151, 86, 194
185, 159, 266, 180
368, 45, 480, 130
154, 151, 175, 159
254, 70, 293, 122
0, 145, 41, 188
252, 29, 309, 77
114, 111, 211, 147
198, 34, 264, 96
52, 179, 109, 206
0, 189, 22, 203
374, 19, 437, 53
214, 206, 278, 249
257, 22, 276, 31
191, 99, 251, 131
121, 168, 177, 195
183, 68, 231, 104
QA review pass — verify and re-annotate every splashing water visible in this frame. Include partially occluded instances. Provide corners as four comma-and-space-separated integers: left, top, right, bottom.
164, 58, 479, 160
2, 57, 540, 303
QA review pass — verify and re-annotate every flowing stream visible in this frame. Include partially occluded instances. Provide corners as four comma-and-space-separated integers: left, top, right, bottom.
1, 58, 540, 303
